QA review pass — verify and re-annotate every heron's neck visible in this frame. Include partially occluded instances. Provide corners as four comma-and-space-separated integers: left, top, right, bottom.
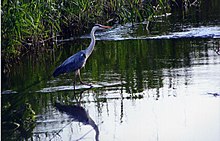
85, 28, 96, 57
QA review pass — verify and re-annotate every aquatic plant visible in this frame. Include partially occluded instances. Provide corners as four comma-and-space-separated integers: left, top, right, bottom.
2, 101, 36, 140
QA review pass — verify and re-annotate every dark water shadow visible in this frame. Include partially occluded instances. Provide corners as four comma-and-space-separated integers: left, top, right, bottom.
53, 90, 100, 141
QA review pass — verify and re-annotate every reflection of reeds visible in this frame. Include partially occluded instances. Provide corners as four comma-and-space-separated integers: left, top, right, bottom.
1, 0, 170, 61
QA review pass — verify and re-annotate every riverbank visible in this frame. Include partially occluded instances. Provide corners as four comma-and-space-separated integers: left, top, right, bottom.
1, 0, 208, 73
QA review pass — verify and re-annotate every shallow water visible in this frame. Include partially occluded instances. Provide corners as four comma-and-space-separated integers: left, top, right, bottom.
2, 6, 220, 141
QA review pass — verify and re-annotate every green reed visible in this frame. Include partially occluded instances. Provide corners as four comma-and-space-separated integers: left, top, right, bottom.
1, 0, 172, 62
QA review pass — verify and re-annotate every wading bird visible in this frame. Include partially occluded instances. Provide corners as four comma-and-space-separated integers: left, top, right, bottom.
53, 24, 111, 89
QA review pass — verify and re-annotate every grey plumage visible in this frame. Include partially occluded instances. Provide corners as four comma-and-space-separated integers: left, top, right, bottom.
53, 51, 86, 77
52, 24, 111, 87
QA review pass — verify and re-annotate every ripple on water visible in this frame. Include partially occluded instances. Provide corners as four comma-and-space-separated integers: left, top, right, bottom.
36, 81, 126, 93
81, 24, 220, 40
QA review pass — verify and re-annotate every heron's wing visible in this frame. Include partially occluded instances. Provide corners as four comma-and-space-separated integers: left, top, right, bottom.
61, 50, 87, 72
53, 51, 86, 77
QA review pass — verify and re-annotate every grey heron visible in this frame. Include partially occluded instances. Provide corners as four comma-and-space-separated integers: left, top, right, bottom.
53, 24, 111, 89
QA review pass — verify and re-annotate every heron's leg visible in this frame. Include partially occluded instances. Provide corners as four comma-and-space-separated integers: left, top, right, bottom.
73, 72, 76, 94
78, 70, 93, 87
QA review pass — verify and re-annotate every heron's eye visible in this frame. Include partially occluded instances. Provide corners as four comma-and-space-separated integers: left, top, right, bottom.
81, 53, 86, 58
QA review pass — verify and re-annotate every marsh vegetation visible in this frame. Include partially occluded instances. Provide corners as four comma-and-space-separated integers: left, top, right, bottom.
2, 0, 181, 71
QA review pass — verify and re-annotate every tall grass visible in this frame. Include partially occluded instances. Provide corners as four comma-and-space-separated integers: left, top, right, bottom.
1, 0, 172, 65
2, 0, 61, 58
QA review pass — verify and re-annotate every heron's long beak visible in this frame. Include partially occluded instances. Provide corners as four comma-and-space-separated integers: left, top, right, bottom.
101, 25, 112, 29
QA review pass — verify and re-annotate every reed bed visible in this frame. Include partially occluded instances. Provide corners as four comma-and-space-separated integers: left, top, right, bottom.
2, 0, 173, 59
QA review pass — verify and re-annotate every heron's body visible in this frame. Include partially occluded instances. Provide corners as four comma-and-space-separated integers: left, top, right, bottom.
53, 24, 111, 87
53, 50, 87, 77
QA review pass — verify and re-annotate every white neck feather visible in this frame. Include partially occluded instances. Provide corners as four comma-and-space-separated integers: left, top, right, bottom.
85, 27, 97, 58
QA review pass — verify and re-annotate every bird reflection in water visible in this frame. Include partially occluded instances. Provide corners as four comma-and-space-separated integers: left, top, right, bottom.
54, 102, 99, 141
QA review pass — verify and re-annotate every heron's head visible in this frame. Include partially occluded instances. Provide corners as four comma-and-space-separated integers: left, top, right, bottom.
92, 24, 112, 31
